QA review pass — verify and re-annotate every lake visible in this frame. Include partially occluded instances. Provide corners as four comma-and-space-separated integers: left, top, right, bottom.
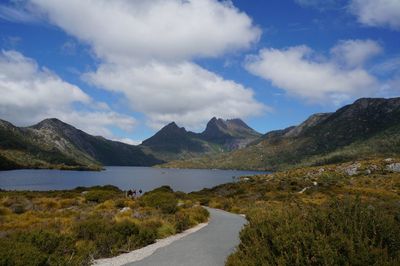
0, 167, 266, 192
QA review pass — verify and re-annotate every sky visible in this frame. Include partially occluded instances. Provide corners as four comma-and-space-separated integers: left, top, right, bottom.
0, 0, 399, 144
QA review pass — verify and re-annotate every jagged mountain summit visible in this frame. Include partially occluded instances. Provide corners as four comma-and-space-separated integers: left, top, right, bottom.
163, 97, 400, 171
0, 117, 259, 170
200, 117, 261, 149
140, 117, 261, 161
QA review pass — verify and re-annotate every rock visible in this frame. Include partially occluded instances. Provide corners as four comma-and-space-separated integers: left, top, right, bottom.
120, 207, 131, 213
384, 158, 393, 163
344, 163, 361, 176
365, 169, 371, 175
133, 211, 143, 219
369, 164, 379, 171
386, 163, 400, 172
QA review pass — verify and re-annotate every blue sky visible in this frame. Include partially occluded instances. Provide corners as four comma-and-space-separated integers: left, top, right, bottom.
0, 0, 399, 144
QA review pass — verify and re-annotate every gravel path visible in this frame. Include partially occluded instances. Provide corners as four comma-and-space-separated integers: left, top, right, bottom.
94, 207, 246, 266
125, 207, 246, 266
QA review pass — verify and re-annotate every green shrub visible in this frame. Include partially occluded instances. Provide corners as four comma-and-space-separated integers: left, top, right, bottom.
73, 216, 145, 257
0, 239, 47, 266
135, 227, 157, 246
189, 206, 209, 223
115, 219, 139, 238
140, 189, 178, 214
175, 211, 190, 233
84, 190, 117, 203
226, 198, 400, 266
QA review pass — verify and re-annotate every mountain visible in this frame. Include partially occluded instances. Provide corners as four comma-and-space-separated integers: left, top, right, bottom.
142, 122, 205, 154
163, 97, 400, 171
0, 118, 163, 170
140, 118, 261, 161
200, 117, 261, 149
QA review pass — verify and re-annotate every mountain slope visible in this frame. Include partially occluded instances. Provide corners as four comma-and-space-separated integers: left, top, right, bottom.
0, 118, 163, 170
163, 97, 400, 170
140, 118, 261, 161
31, 119, 163, 166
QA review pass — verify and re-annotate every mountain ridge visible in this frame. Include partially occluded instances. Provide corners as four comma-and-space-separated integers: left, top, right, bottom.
162, 97, 400, 171
0, 118, 163, 170
140, 117, 261, 161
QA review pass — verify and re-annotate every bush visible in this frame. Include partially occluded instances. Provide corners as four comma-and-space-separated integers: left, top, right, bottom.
157, 223, 176, 238
175, 211, 190, 233
73, 216, 145, 257
0, 230, 78, 266
84, 190, 118, 203
226, 198, 400, 266
140, 189, 178, 214
188, 206, 209, 224
135, 227, 157, 246
0, 239, 47, 266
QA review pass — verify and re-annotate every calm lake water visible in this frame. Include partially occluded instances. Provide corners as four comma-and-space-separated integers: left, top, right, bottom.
0, 167, 266, 193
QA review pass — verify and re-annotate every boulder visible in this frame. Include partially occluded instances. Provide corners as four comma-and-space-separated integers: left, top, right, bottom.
386, 163, 400, 173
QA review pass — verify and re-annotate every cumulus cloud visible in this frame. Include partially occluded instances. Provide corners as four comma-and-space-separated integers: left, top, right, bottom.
31, 0, 261, 64
349, 0, 400, 30
245, 40, 382, 104
85, 61, 266, 130
27, 0, 265, 130
330, 39, 383, 68
0, 50, 136, 137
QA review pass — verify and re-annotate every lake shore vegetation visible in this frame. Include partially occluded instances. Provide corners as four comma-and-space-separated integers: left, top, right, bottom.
0, 185, 208, 265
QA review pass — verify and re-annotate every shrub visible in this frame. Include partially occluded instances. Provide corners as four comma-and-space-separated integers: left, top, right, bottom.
74, 216, 144, 257
188, 206, 209, 224
226, 198, 400, 266
135, 227, 157, 246
140, 190, 178, 214
0, 239, 47, 266
174, 211, 190, 233
157, 223, 175, 238
84, 190, 117, 203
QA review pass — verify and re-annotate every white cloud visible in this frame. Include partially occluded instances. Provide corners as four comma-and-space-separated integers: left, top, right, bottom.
0, 50, 136, 137
349, 0, 400, 30
245, 40, 382, 104
330, 39, 383, 68
28, 0, 265, 130
85, 61, 266, 130
31, 0, 261, 64
112, 138, 142, 146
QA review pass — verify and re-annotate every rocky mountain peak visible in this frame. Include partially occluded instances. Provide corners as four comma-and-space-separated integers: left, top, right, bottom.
141, 121, 190, 148
226, 118, 252, 129
161, 122, 187, 134
31, 118, 74, 131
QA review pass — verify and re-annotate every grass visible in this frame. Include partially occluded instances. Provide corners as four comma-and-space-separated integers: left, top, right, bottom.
186, 158, 400, 266
0, 185, 209, 265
